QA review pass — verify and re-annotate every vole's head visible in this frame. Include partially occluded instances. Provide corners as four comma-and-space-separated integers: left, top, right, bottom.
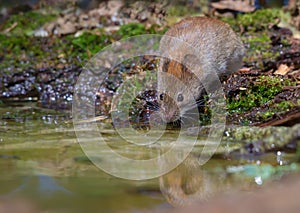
157, 57, 203, 123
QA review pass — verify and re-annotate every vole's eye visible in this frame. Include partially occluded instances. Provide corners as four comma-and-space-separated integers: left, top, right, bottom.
177, 94, 184, 102
159, 93, 165, 101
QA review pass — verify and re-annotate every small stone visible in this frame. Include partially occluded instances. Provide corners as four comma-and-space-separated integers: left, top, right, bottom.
58, 21, 77, 35
33, 28, 48, 37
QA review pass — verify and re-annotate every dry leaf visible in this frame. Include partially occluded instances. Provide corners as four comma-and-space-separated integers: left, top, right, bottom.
58, 53, 65, 58
239, 67, 251, 73
211, 0, 255, 13
274, 64, 290, 75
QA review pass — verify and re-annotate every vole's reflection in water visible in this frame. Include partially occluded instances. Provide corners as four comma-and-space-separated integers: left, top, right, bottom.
160, 156, 213, 207
159, 155, 255, 208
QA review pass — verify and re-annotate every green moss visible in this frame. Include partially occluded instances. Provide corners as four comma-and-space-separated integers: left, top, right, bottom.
226, 76, 294, 113
1, 11, 56, 36
118, 70, 157, 118
246, 33, 271, 50
0, 34, 29, 54
198, 107, 211, 126
223, 9, 280, 32
240, 32, 281, 68
258, 111, 275, 120
275, 101, 294, 110
70, 31, 112, 59
257, 101, 294, 120
116, 23, 147, 38
115, 23, 159, 39
0, 8, 169, 73
65, 23, 165, 61
281, 38, 291, 46
237, 9, 279, 31
0, 33, 59, 72
0, 35, 34, 71
221, 9, 292, 69
259, 75, 296, 86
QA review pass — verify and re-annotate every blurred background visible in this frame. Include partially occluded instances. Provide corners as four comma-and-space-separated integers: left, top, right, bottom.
0, 0, 299, 213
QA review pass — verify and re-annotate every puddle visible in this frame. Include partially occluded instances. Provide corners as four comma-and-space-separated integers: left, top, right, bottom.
0, 101, 299, 212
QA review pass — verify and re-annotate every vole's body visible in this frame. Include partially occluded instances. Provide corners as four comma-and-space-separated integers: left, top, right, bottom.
158, 17, 245, 122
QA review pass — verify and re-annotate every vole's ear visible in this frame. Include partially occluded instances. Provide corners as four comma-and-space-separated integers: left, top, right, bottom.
182, 54, 198, 72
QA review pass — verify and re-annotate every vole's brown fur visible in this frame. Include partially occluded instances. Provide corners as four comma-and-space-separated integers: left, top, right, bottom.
158, 17, 245, 123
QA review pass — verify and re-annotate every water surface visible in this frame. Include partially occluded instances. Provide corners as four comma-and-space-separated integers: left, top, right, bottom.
0, 101, 298, 212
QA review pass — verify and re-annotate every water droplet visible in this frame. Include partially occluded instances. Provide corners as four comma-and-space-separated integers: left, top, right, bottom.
255, 176, 263, 185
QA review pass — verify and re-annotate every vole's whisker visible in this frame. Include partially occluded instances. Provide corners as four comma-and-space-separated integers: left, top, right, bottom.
181, 114, 199, 123
179, 119, 185, 126
182, 104, 198, 112
195, 99, 206, 104
184, 112, 201, 117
